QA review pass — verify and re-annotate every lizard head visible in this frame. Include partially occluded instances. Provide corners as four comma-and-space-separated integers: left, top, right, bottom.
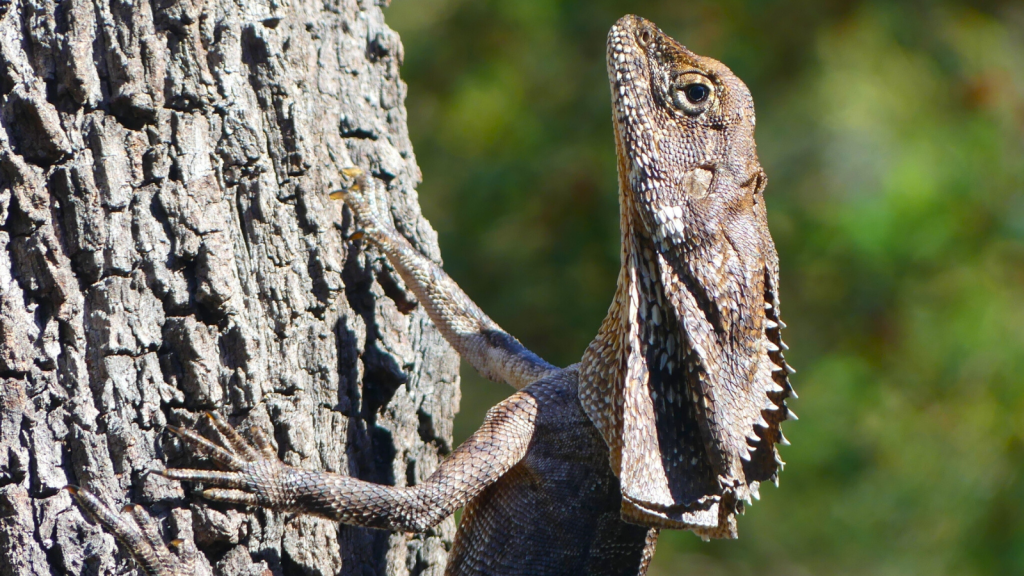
608, 15, 763, 201
584, 15, 796, 538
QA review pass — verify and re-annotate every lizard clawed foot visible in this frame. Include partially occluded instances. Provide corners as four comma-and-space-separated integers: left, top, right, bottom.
160, 412, 294, 511
66, 486, 197, 576
330, 167, 399, 245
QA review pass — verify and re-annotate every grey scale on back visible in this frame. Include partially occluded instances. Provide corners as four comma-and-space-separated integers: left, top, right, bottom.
69, 15, 796, 576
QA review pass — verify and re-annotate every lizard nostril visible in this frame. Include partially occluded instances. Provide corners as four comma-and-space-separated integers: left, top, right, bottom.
638, 28, 653, 46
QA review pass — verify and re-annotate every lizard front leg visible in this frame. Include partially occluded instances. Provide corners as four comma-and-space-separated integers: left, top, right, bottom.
335, 169, 557, 390
161, 397, 537, 532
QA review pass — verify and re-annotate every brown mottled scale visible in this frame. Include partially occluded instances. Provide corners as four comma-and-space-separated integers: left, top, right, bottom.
448, 371, 654, 575
69, 14, 794, 576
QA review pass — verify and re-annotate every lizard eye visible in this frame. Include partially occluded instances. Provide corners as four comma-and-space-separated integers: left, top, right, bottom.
671, 74, 715, 115
684, 84, 709, 103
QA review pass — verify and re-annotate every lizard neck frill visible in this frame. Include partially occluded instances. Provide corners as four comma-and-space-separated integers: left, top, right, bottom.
578, 177, 741, 539
577, 14, 797, 539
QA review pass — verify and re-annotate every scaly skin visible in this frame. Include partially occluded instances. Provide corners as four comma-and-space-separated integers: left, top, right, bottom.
70, 15, 795, 575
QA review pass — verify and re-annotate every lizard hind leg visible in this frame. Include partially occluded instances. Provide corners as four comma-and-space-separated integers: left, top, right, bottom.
66, 486, 196, 576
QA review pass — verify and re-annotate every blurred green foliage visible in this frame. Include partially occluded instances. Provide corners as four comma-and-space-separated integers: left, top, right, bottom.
385, 1, 1024, 574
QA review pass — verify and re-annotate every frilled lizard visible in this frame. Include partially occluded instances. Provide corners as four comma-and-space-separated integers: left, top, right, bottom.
70, 15, 796, 575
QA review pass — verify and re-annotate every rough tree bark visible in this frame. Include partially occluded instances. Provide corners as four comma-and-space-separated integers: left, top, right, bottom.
0, 0, 461, 573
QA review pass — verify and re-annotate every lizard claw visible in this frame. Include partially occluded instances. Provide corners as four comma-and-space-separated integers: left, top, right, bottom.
161, 414, 292, 511
330, 166, 399, 246
66, 486, 197, 576
341, 166, 364, 179
329, 168, 365, 199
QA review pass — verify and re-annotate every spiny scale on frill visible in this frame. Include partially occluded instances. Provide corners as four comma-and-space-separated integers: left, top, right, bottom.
741, 272, 797, 490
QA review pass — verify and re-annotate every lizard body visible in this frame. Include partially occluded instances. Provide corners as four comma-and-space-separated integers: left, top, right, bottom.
70, 15, 795, 575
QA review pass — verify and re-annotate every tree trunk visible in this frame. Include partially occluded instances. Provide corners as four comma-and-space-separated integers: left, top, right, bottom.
0, 0, 460, 573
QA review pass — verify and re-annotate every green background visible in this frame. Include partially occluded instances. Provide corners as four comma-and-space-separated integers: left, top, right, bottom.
385, 1, 1024, 574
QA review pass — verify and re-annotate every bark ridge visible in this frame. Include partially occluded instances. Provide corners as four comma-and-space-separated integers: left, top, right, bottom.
0, 0, 459, 573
